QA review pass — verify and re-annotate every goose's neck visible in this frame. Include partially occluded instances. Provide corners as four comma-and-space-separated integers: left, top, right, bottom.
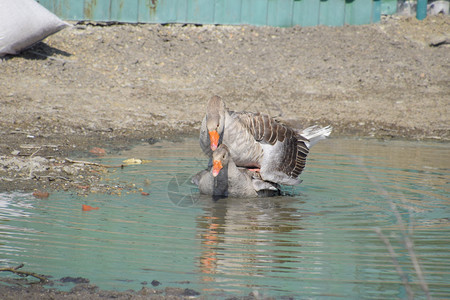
213, 163, 229, 197
224, 158, 241, 180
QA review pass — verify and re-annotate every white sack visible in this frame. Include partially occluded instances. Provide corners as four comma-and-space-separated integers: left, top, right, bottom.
0, 0, 70, 56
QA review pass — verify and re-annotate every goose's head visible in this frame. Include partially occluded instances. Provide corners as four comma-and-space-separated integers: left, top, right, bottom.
212, 144, 230, 177
206, 95, 226, 151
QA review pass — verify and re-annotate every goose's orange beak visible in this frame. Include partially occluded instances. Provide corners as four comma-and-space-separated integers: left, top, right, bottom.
209, 130, 220, 151
212, 160, 223, 177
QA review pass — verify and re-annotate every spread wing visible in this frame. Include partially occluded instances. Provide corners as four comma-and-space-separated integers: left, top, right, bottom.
233, 112, 310, 179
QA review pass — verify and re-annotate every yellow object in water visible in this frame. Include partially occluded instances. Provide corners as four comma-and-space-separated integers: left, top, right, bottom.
122, 158, 151, 165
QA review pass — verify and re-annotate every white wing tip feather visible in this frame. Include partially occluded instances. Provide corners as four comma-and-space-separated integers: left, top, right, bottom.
301, 125, 333, 148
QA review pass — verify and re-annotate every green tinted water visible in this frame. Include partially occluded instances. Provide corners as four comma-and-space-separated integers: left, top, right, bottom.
1, 138, 449, 298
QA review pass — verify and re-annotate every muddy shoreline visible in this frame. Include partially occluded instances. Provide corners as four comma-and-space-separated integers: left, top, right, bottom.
0, 281, 208, 300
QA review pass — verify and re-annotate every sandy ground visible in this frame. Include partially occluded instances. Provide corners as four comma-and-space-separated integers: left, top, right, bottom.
0, 14, 449, 298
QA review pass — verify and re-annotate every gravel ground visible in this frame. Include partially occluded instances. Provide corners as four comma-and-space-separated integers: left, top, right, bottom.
0, 15, 449, 298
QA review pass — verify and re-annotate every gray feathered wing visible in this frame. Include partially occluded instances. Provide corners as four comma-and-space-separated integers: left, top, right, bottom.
233, 112, 310, 180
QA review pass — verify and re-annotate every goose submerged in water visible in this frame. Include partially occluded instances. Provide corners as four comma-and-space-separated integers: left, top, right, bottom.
192, 144, 280, 198
200, 96, 332, 186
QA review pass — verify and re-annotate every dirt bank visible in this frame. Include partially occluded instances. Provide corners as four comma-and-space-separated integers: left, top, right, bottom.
0, 15, 449, 194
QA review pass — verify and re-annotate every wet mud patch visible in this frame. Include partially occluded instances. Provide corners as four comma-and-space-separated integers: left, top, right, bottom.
0, 264, 208, 300
0, 132, 175, 193
0, 264, 205, 300
0, 155, 102, 192
0, 283, 205, 300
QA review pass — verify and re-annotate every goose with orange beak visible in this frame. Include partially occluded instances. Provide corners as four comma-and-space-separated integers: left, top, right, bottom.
212, 159, 223, 177
199, 95, 332, 186
192, 144, 280, 198
200, 95, 226, 156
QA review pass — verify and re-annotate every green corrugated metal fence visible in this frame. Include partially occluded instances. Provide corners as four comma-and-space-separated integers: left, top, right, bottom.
37, 0, 381, 26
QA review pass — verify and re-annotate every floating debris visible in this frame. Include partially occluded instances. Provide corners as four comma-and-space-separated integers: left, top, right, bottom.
122, 158, 152, 165
82, 204, 99, 211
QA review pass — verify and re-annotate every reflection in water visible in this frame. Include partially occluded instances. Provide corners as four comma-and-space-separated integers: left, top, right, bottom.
197, 196, 307, 291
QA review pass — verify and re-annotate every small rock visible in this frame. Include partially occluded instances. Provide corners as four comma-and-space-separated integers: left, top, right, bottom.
60, 276, 90, 284
89, 147, 106, 155
11, 150, 20, 156
151, 279, 161, 286
33, 191, 49, 198
183, 288, 200, 296
429, 36, 450, 47
63, 165, 78, 176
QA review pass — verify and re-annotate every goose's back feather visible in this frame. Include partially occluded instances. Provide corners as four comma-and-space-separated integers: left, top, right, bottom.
233, 112, 309, 183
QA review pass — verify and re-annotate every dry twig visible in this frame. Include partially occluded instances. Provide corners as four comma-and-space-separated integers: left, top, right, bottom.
29, 147, 42, 158
354, 157, 431, 299
65, 158, 125, 168
375, 228, 414, 299
0, 264, 48, 283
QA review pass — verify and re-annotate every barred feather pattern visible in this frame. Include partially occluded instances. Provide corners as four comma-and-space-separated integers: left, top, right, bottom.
234, 112, 310, 179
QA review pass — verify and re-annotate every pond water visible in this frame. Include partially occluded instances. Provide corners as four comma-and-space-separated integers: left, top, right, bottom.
1, 138, 449, 298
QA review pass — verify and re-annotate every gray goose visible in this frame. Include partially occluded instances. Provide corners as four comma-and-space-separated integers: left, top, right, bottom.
192, 144, 280, 198
200, 95, 332, 185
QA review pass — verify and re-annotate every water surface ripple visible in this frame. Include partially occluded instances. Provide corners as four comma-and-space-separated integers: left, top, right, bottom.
1, 138, 449, 298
